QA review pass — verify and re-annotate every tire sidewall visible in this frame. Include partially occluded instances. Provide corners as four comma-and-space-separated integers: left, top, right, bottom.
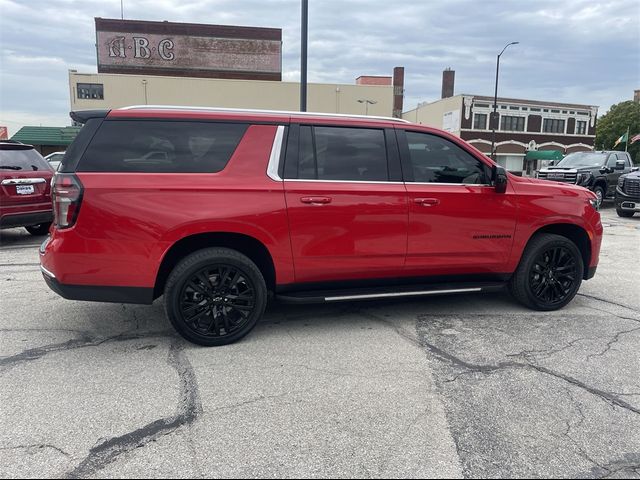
593, 185, 605, 207
164, 249, 267, 346
520, 236, 584, 311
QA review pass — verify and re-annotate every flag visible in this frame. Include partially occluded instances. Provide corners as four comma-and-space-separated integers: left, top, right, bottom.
631, 133, 640, 145
614, 132, 628, 147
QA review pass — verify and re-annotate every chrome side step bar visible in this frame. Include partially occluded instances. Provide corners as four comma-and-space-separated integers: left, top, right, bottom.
324, 287, 482, 302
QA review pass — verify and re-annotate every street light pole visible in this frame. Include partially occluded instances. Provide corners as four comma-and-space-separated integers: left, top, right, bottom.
300, 0, 308, 112
358, 99, 377, 115
490, 41, 519, 161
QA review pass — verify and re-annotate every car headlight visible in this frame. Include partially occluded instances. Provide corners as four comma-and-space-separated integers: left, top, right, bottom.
617, 176, 625, 189
576, 172, 591, 185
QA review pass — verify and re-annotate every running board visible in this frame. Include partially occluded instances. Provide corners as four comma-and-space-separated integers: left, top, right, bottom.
275, 282, 505, 304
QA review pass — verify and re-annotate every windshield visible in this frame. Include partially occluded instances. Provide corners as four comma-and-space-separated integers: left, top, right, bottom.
0, 148, 52, 171
556, 152, 606, 168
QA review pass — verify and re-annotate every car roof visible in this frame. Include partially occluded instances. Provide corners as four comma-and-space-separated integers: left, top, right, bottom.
106, 105, 412, 127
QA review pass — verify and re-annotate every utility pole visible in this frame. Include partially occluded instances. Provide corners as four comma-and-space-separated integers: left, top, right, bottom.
300, 0, 308, 112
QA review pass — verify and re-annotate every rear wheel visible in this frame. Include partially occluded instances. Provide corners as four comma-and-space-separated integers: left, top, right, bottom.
164, 248, 267, 346
509, 233, 584, 311
25, 223, 51, 236
616, 208, 634, 218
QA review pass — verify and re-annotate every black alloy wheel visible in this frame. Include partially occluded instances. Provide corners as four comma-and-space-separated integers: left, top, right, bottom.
509, 233, 584, 311
529, 246, 577, 306
164, 248, 267, 346
179, 265, 256, 338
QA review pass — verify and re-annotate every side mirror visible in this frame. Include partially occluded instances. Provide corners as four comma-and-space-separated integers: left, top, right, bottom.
632, 167, 639, 172
615, 160, 625, 170
493, 165, 508, 194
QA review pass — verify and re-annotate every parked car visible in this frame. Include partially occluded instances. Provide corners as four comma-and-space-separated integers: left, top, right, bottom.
44, 151, 66, 171
40, 106, 603, 346
0, 142, 54, 235
537, 151, 635, 207
615, 169, 640, 217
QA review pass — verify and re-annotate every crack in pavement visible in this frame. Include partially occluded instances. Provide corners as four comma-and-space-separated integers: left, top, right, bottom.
0, 330, 172, 370
585, 326, 640, 361
0, 443, 71, 457
422, 340, 640, 415
577, 293, 639, 314
65, 340, 202, 478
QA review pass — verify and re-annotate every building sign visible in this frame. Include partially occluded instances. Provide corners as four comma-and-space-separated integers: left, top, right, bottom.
95, 18, 282, 81
442, 110, 460, 133
0, 127, 7, 140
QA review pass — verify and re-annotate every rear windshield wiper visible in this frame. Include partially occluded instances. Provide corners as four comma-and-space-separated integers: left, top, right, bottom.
0, 166, 23, 170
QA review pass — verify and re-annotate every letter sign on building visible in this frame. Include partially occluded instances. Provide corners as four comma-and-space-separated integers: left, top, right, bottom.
95, 18, 282, 81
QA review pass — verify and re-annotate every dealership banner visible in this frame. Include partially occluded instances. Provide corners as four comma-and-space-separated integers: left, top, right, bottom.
95, 18, 282, 81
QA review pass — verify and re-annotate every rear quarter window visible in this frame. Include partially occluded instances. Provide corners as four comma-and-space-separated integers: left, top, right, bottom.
77, 120, 248, 173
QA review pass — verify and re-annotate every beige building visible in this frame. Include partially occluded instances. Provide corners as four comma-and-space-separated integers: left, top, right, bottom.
69, 71, 396, 117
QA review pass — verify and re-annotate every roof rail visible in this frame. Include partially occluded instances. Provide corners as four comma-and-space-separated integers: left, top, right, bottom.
118, 105, 411, 124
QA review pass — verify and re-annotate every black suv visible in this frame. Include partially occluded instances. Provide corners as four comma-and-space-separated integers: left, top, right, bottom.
615, 169, 640, 217
538, 151, 636, 207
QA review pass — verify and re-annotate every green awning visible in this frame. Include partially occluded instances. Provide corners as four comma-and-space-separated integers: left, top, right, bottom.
525, 150, 563, 161
10, 126, 82, 147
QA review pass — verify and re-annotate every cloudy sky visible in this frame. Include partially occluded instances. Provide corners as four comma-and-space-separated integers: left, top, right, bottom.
0, 0, 638, 134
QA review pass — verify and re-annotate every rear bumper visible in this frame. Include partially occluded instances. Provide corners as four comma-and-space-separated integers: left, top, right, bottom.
0, 210, 52, 229
41, 267, 154, 305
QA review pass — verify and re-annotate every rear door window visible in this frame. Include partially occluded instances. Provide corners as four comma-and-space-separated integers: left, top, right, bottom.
78, 121, 248, 173
290, 126, 389, 181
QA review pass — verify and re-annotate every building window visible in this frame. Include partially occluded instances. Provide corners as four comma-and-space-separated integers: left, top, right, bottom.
77, 83, 104, 100
576, 120, 587, 135
500, 105, 507, 109
577, 111, 589, 116
521, 107, 528, 111
475, 103, 490, 108
509, 106, 519, 110
530, 108, 541, 112
543, 118, 565, 133
551, 109, 560, 113
500, 115, 525, 131
473, 113, 487, 130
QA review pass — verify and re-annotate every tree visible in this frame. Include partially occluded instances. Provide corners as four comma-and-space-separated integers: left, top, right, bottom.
595, 100, 640, 164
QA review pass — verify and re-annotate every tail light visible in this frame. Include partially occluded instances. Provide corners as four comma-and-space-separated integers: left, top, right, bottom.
52, 174, 83, 229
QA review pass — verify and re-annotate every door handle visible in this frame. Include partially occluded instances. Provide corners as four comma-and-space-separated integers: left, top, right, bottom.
414, 198, 440, 206
300, 196, 332, 205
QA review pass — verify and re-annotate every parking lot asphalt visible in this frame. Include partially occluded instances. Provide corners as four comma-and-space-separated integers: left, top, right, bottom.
1, 205, 638, 479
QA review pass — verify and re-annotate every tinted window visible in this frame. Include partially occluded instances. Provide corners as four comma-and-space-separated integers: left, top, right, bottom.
557, 152, 606, 167
79, 121, 248, 173
77, 83, 104, 100
291, 126, 389, 181
405, 131, 488, 184
0, 148, 52, 171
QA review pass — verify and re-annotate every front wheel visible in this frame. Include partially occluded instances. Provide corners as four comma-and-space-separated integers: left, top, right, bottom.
25, 223, 51, 236
509, 233, 584, 311
164, 248, 267, 346
592, 185, 605, 208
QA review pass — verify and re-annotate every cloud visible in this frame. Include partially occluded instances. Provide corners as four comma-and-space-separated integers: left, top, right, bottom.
0, 0, 638, 133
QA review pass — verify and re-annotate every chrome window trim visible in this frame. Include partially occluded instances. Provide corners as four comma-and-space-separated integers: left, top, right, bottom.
284, 179, 404, 185
405, 182, 493, 187
267, 125, 285, 181
1, 178, 47, 185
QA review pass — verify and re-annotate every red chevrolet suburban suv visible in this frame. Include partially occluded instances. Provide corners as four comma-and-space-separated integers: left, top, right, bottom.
40, 106, 602, 346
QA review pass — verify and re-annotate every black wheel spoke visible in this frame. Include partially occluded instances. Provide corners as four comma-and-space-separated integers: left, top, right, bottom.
530, 245, 578, 305
179, 263, 256, 338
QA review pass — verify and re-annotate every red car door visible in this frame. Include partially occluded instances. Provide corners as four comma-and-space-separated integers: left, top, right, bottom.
283, 124, 408, 284
397, 128, 517, 278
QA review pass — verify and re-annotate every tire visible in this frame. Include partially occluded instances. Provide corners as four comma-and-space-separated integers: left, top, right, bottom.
616, 208, 635, 218
164, 248, 267, 347
25, 223, 51, 236
509, 233, 584, 311
592, 185, 605, 208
